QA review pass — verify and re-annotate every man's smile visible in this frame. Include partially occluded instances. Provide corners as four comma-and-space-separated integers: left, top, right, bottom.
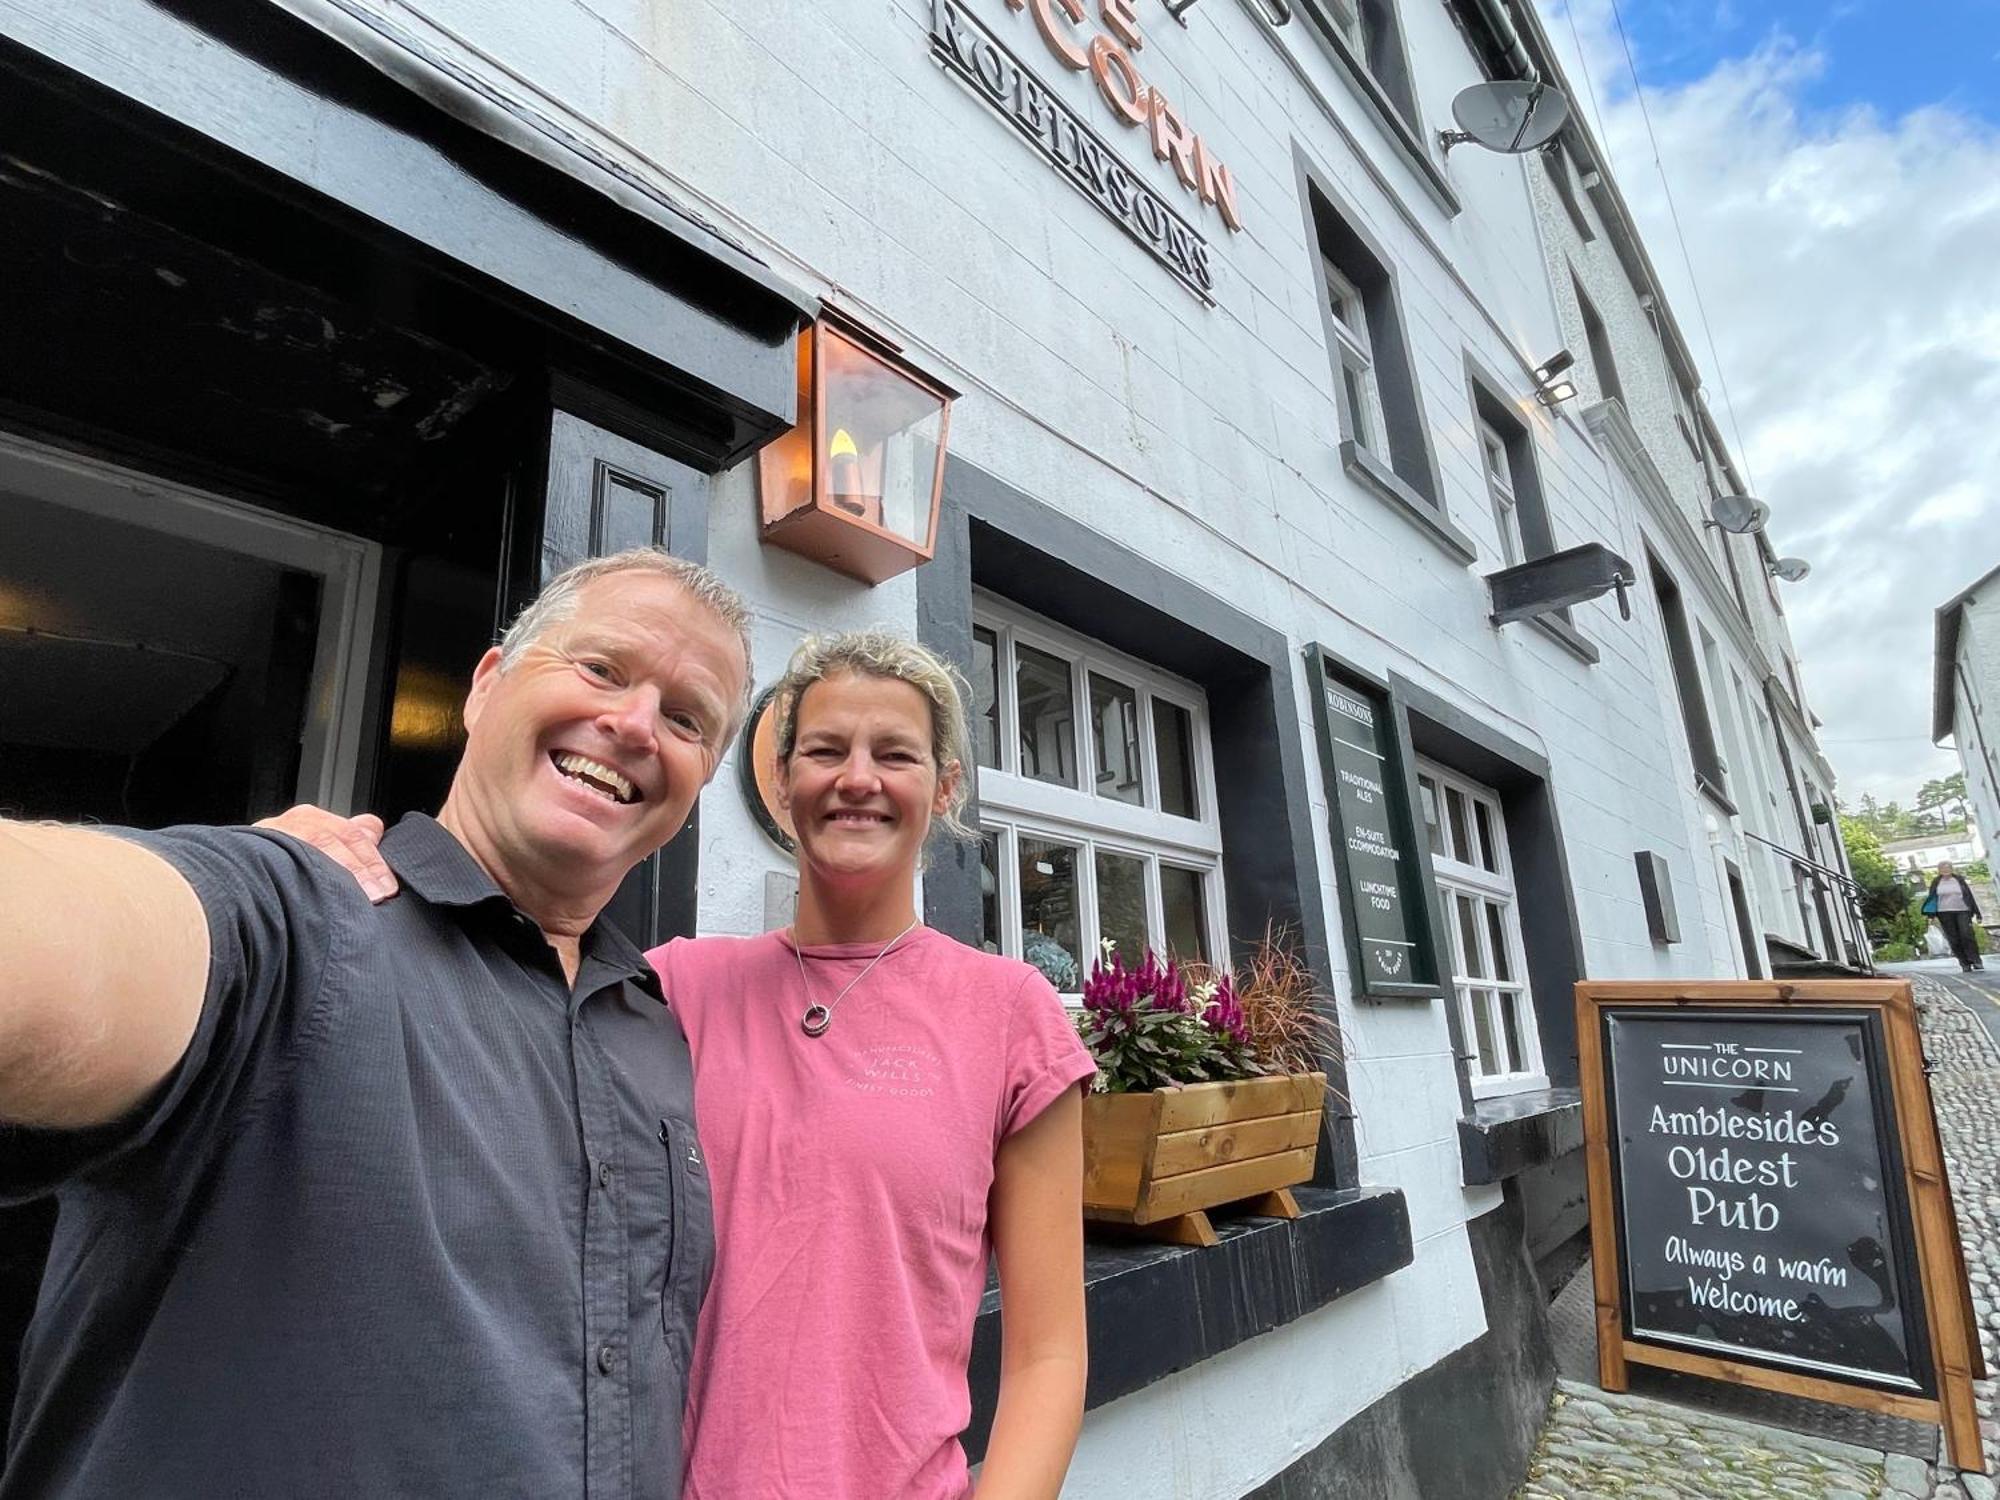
549, 751, 641, 805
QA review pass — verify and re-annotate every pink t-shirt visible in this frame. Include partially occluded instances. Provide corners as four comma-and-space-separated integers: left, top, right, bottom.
648, 926, 1096, 1500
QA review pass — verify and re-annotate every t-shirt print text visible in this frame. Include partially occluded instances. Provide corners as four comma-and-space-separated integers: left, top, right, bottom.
847, 1044, 942, 1099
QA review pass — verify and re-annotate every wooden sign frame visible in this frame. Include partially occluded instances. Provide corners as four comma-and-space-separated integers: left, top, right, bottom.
1576, 979, 1985, 1472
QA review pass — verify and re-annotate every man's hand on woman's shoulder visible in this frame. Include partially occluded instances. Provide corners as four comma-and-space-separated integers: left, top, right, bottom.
256, 806, 399, 903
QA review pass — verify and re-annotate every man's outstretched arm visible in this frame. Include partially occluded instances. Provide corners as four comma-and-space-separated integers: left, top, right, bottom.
0, 821, 208, 1129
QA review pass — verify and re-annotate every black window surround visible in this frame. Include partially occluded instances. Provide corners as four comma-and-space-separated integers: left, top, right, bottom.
920, 463, 1417, 1459
1292, 0, 1459, 215
1300, 159, 1471, 563
1464, 353, 1598, 665
1386, 673, 1589, 1101
917, 455, 1359, 1187
1645, 550, 1735, 814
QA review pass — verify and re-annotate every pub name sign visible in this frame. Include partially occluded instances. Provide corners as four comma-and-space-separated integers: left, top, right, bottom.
930, 0, 1246, 299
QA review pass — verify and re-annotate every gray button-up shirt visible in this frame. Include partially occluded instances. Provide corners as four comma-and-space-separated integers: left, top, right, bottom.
0, 815, 712, 1498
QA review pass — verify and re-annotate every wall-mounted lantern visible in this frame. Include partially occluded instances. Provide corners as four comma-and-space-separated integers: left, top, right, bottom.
756, 309, 957, 586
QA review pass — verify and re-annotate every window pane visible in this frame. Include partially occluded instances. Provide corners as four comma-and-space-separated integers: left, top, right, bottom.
1473, 801, 1499, 873
1419, 775, 1444, 857
1500, 992, 1524, 1074
1484, 901, 1512, 982
1095, 850, 1148, 965
1090, 674, 1143, 805
1445, 787, 1471, 864
1160, 864, 1210, 964
1342, 363, 1372, 447
1015, 643, 1077, 788
979, 829, 1001, 955
1018, 836, 1082, 990
1154, 698, 1198, 818
1455, 893, 1486, 979
1467, 989, 1498, 1076
972, 626, 1000, 770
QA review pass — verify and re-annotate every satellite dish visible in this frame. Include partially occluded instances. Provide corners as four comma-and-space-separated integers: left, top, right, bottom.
1771, 556, 1811, 583
1707, 494, 1770, 535
1441, 80, 1572, 155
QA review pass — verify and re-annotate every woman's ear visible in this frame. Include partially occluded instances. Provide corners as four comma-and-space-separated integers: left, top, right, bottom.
933, 760, 962, 817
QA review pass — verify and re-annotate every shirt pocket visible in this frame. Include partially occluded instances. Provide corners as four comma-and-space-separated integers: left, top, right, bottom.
656, 1115, 714, 1361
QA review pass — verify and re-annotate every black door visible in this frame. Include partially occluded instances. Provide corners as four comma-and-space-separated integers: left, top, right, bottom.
536, 409, 715, 950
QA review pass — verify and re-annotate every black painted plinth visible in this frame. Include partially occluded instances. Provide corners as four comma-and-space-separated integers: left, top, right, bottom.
1457, 1087, 1584, 1184
963, 1186, 1412, 1463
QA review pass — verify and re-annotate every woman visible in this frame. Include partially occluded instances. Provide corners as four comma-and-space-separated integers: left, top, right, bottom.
1925, 861, 1984, 973
271, 630, 1093, 1498
654, 631, 1092, 1497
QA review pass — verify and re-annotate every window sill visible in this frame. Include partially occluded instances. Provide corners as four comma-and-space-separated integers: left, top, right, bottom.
1457, 1086, 1584, 1185
1696, 777, 1739, 819
1528, 610, 1600, 665
963, 1184, 1412, 1460
1340, 441, 1477, 565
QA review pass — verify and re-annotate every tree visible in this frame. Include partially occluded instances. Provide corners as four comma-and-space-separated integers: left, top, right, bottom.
1915, 775, 1968, 834
1840, 816, 1926, 946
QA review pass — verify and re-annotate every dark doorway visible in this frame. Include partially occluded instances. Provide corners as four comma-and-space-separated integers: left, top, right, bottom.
1726, 861, 1764, 979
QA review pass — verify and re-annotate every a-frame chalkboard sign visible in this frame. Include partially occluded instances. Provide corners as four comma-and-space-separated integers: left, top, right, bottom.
1576, 980, 1984, 1471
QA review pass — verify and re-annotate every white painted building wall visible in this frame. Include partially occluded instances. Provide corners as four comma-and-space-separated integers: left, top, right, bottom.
285, 0, 1799, 1487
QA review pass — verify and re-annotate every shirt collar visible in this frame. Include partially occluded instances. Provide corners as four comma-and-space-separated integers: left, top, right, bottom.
381, 814, 658, 993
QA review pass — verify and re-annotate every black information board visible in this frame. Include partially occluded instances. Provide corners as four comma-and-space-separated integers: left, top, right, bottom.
1305, 647, 1439, 1001
1605, 1008, 1932, 1393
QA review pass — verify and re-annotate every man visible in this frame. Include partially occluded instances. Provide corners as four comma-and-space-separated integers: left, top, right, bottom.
1926, 860, 1985, 973
0, 548, 750, 1498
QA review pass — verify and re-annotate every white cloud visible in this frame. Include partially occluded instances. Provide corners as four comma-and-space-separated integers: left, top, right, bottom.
1547, 2, 2000, 808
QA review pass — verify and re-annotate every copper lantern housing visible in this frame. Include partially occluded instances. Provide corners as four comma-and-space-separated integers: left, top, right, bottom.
756, 310, 956, 585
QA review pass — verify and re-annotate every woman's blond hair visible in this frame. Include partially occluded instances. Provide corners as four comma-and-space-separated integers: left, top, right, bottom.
773, 629, 976, 840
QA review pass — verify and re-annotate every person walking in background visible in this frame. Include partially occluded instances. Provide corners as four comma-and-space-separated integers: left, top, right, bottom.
1926, 860, 1984, 972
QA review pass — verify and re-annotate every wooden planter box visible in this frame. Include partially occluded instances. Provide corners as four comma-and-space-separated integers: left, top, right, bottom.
1082, 1072, 1328, 1246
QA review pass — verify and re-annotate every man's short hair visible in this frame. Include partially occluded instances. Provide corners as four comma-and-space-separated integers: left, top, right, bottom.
498, 548, 755, 745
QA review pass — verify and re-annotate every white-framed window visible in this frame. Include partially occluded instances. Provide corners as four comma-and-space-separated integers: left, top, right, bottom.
1323, 258, 1387, 457
1416, 761, 1546, 1097
1324, 0, 1365, 56
1478, 418, 1522, 567
970, 597, 1226, 997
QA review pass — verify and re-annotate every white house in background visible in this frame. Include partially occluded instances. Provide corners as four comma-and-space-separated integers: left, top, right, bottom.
1880, 829, 1985, 877
1935, 562, 2000, 868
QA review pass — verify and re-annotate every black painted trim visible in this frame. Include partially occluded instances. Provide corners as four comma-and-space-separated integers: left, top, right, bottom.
963, 1186, 1413, 1463
1341, 443, 1479, 564
0, 7, 803, 468
1387, 674, 1589, 1090
916, 456, 1359, 1185
1458, 1087, 1584, 1184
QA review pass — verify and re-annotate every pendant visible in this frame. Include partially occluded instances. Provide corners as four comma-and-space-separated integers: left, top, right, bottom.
801, 1003, 833, 1037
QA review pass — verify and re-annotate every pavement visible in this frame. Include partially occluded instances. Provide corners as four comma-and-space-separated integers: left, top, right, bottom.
1515, 971, 2000, 1500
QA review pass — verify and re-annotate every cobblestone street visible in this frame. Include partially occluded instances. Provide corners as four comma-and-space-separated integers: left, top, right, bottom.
1517, 973, 2000, 1500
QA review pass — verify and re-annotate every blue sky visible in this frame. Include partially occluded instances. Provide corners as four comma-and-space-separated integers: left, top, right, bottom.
1601, 0, 1999, 124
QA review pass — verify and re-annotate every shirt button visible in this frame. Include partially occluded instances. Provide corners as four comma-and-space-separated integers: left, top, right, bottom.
597, 1161, 614, 1188
597, 1343, 618, 1375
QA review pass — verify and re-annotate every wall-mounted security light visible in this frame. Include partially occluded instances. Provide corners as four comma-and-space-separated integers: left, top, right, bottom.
1531, 348, 1578, 407
1768, 556, 1812, 583
1440, 80, 1572, 155
1704, 493, 1770, 535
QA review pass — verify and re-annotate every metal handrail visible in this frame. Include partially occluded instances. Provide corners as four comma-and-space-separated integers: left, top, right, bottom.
1738, 829, 1861, 892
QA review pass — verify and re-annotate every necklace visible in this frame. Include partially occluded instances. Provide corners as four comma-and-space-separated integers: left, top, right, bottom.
791, 917, 920, 1037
